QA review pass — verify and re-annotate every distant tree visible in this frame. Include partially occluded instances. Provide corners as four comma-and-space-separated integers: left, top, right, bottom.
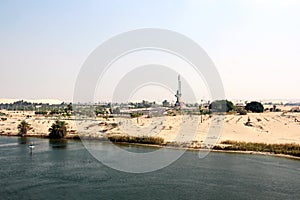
112, 107, 121, 114
17, 120, 32, 137
95, 106, 107, 116
270, 105, 281, 112
48, 120, 68, 139
67, 103, 73, 112
209, 100, 235, 112
162, 100, 170, 107
199, 106, 204, 123
245, 101, 264, 113
64, 103, 73, 115
50, 109, 63, 115
273, 105, 276, 112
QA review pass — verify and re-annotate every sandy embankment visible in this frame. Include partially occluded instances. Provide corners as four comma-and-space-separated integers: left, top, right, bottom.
1, 107, 300, 145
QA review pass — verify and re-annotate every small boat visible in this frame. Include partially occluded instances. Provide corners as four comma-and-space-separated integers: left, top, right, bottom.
29, 143, 35, 150
29, 142, 35, 154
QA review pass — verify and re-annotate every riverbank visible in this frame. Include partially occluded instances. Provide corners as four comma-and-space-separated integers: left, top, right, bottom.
109, 139, 300, 160
1, 108, 300, 144
1, 108, 300, 159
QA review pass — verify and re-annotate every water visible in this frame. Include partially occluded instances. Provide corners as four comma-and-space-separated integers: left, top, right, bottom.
0, 136, 300, 200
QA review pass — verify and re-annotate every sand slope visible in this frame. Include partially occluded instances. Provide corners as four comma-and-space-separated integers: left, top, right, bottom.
1, 109, 300, 145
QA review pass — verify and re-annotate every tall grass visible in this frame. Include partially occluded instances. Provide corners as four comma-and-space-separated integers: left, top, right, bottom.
214, 140, 300, 157
107, 135, 164, 145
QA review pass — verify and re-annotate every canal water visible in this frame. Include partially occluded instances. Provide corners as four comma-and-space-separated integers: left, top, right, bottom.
0, 136, 299, 200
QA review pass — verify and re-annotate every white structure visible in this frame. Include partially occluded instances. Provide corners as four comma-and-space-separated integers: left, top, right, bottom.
175, 75, 184, 108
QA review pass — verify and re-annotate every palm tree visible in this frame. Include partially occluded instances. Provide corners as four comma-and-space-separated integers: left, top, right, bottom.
17, 120, 32, 137
48, 120, 68, 139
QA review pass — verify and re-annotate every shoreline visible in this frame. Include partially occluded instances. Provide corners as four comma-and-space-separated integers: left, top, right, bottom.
210, 149, 300, 161
1, 133, 300, 161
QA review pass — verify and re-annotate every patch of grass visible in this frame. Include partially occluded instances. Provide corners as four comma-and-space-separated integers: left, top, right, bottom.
214, 140, 300, 157
130, 112, 143, 118
107, 135, 164, 145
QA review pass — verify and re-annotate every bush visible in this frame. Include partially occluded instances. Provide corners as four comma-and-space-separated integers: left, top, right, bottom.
245, 101, 264, 113
209, 100, 235, 112
107, 135, 164, 145
50, 110, 63, 115
130, 112, 143, 118
0, 112, 6, 116
35, 111, 48, 115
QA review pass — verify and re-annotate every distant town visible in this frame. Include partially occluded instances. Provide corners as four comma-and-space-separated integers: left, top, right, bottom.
1, 97, 300, 119
1, 74, 300, 118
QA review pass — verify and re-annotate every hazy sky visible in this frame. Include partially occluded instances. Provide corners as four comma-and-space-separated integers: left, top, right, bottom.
1, 0, 300, 102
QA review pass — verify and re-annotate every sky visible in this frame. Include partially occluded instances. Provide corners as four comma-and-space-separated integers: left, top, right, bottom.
1, 0, 300, 103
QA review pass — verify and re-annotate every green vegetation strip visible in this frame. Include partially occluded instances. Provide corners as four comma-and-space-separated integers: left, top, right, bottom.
107, 135, 164, 145
214, 140, 300, 157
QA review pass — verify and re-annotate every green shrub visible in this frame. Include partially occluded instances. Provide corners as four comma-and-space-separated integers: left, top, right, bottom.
35, 111, 48, 115
107, 135, 164, 145
209, 100, 235, 112
245, 101, 264, 113
130, 112, 143, 118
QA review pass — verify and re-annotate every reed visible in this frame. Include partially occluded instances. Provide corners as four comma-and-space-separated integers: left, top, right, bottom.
214, 140, 300, 157
107, 135, 164, 145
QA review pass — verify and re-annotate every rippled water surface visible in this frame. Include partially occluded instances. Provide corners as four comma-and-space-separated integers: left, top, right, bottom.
0, 136, 300, 200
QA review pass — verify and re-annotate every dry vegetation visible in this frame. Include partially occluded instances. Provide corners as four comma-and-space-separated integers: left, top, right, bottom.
214, 140, 300, 157
107, 135, 164, 145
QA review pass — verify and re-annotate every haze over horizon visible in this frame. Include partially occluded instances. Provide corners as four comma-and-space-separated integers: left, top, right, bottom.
1, 0, 300, 102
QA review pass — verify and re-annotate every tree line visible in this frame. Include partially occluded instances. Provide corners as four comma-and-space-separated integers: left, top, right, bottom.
208, 100, 264, 114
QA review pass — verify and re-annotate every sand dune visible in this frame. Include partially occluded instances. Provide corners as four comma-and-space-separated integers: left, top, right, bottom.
1, 108, 300, 145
